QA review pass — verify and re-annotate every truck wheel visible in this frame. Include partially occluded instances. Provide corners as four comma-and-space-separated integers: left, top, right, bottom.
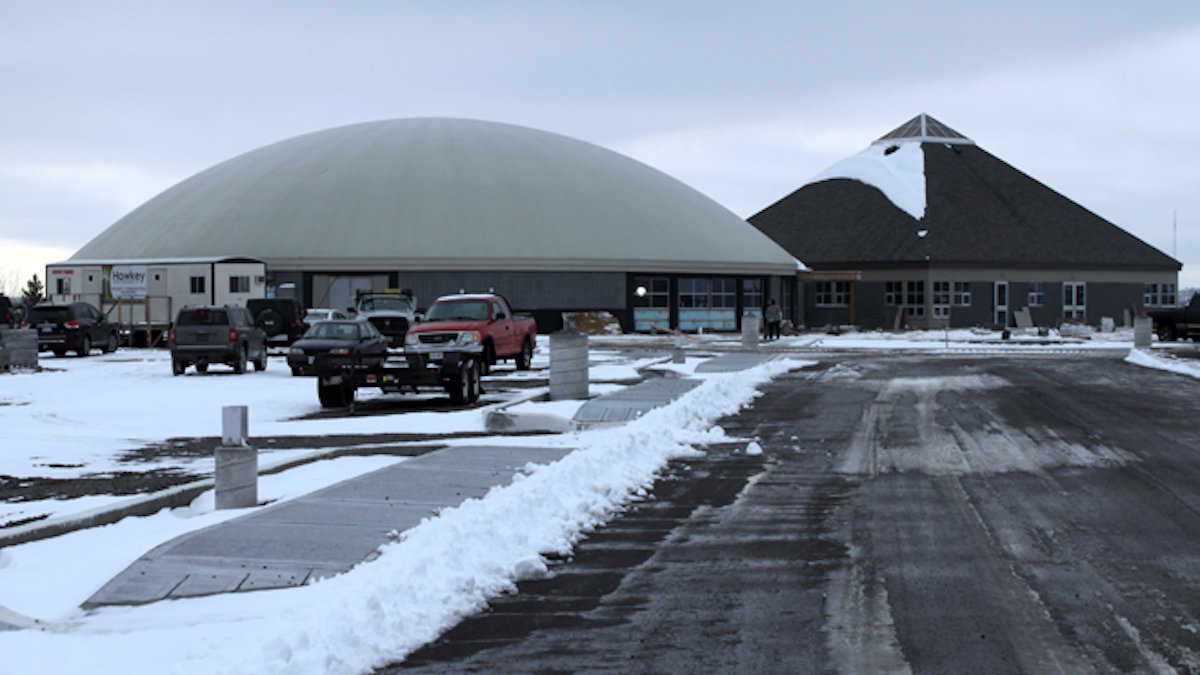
172, 358, 184, 376
318, 382, 342, 408
76, 335, 91, 357
291, 366, 302, 376
254, 347, 267, 371
466, 360, 481, 403
480, 342, 494, 375
448, 365, 470, 404
1158, 324, 1177, 342
515, 338, 533, 371
104, 332, 118, 353
196, 362, 209, 373
233, 345, 247, 374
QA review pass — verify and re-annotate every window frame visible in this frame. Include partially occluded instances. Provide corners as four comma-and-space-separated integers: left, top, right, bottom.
814, 281, 851, 307
1027, 281, 1046, 307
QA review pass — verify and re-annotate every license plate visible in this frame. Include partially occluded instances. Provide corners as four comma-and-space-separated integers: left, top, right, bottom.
40, 325, 51, 333
430, 351, 443, 360
308, 356, 315, 364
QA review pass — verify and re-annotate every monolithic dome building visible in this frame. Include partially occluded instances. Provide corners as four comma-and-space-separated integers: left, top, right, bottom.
53, 118, 800, 333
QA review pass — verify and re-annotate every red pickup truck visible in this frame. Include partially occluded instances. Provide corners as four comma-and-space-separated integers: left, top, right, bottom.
404, 293, 537, 373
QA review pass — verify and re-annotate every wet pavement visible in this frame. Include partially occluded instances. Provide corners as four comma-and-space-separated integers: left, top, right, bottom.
388, 353, 1200, 673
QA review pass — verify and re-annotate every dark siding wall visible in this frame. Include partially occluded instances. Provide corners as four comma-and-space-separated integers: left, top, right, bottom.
831, 278, 1149, 330
854, 282, 889, 329
1087, 283, 1142, 326
398, 271, 625, 312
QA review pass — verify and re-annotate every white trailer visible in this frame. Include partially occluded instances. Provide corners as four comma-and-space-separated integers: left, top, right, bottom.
44, 257, 267, 346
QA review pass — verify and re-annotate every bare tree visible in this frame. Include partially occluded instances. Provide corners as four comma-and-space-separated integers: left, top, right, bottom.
0, 268, 23, 296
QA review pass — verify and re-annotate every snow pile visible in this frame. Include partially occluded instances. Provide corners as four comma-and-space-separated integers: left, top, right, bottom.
0, 359, 801, 674
807, 141, 926, 220
1125, 348, 1200, 379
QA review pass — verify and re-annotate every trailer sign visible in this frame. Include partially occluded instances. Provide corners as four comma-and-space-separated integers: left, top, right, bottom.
110, 265, 148, 299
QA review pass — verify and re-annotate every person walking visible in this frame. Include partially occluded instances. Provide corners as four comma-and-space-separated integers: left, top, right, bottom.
765, 298, 782, 341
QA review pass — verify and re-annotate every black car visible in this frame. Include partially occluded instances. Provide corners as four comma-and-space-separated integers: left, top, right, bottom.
170, 305, 267, 375
24, 302, 119, 357
247, 298, 307, 345
287, 320, 389, 376
0, 295, 15, 328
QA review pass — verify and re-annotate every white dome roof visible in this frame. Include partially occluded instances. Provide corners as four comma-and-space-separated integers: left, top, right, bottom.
73, 118, 796, 273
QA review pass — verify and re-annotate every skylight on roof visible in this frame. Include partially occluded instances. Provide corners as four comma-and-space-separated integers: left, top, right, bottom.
875, 113, 973, 145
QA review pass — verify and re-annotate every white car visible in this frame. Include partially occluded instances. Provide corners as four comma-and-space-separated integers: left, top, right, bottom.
303, 308, 349, 328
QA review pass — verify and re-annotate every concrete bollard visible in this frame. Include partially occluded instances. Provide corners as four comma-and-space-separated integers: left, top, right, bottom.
0, 329, 38, 369
741, 315, 759, 350
550, 330, 588, 400
672, 335, 685, 364
215, 405, 257, 509
1134, 316, 1152, 348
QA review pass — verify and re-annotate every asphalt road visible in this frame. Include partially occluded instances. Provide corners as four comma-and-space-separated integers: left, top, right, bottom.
389, 353, 1200, 673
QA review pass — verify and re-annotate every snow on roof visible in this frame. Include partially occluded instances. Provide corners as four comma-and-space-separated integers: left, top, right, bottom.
806, 141, 927, 221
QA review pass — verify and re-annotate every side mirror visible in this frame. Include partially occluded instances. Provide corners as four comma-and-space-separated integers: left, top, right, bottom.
414, 313, 424, 323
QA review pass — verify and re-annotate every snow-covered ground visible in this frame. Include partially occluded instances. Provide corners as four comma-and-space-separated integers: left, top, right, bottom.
1124, 347, 1200, 379
0, 357, 805, 674
0, 339, 661, 528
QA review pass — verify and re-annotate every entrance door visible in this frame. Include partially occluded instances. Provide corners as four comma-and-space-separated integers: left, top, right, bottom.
994, 281, 1009, 327
1063, 282, 1086, 321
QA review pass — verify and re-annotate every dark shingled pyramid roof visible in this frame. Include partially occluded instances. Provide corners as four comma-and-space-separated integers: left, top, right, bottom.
750, 116, 1180, 271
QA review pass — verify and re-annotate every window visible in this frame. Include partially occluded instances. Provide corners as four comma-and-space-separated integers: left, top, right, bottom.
741, 279, 763, 311
1063, 282, 1086, 320
815, 281, 850, 307
933, 281, 950, 319
190, 276, 206, 294
633, 276, 669, 308
780, 279, 794, 320
953, 282, 971, 306
904, 281, 925, 317
1027, 282, 1045, 307
229, 276, 250, 293
678, 278, 710, 308
884, 281, 903, 305
1144, 283, 1177, 307
711, 278, 736, 309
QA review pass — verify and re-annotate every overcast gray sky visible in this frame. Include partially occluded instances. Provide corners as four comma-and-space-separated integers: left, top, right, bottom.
3, 1, 1199, 292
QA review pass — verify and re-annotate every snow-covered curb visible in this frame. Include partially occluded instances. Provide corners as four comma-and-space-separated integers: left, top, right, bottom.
1124, 347, 1200, 379
0, 358, 803, 674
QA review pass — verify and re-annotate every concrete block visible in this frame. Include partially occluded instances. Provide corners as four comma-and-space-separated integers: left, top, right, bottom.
215, 445, 257, 509
741, 317, 759, 349
0, 329, 37, 369
221, 405, 248, 446
550, 330, 588, 400
1134, 316, 1152, 348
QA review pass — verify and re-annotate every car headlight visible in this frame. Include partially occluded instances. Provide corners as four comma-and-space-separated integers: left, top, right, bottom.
405, 332, 421, 347
289, 347, 304, 355
330, 347, 351, 355
456, 331, 482, 346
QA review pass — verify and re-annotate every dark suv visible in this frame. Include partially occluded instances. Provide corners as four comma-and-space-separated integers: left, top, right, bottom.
247, 298, 306, 345
24, 302, 119, 357
170, 305, 267, 375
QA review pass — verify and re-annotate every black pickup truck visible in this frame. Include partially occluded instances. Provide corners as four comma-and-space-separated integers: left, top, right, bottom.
1148, 294, 1200, 341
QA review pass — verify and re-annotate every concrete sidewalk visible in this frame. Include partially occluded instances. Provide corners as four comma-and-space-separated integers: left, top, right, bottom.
84, 445, 572, 608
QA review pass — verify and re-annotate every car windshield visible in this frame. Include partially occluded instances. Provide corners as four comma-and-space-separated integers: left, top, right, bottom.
425, 300, 490, 321
178, 309, 229, 325
27, 307, 70, 323
304, 322, 361, 340
358, 296, 412, 312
